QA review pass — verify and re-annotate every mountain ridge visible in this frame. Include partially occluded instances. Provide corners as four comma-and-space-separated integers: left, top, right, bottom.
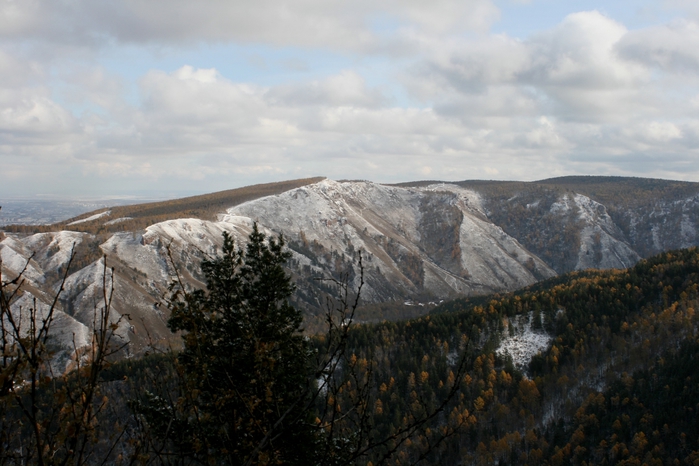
1, 175, 698, 365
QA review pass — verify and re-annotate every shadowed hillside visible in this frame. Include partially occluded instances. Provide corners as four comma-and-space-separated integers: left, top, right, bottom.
397, 177, 699, 272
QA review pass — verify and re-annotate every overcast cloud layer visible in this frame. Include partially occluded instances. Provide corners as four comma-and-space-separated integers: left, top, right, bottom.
1, 0, 698, 198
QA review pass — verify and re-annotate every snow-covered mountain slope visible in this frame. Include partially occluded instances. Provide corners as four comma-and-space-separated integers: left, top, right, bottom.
0, 231, 93, 374
552, 193, 640, 270
225, 180, 554, 301
606, 193, 699, 258
2, 177, 697, 362
474, 185, 647, 274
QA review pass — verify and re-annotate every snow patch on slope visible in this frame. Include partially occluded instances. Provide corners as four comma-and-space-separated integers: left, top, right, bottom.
227, 179, 421, 250
105, 217, 132, 226
550, 195, 574, 214
68, 210, 110, 225
497, 314, 552, 373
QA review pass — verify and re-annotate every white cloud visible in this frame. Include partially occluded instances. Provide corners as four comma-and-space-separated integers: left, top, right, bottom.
639, 121, 683, 142
0, 90, 77, 143
522, 11, 647, 96
392, 10, 699, 180
0, 0, 499, 51
32, 64, 562, 185
2, 4, 699, 197
518, 117, 569, 150
617, 19, 699, 73
395, 0, 499, 34
61, 67, 128, 114
0, 50, 43, 88
266, 71, 387, 108
413, 11, 650, 123
0, 0, 44, 38
664, 0, 699, 21
408, 34, 530, 97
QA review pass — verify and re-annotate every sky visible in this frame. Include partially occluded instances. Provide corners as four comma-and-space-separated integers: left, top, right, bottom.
1, 0, 699, 199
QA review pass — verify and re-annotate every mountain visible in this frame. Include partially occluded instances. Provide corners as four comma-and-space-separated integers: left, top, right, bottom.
464, 176, 699, 271
1, 176, 699, 367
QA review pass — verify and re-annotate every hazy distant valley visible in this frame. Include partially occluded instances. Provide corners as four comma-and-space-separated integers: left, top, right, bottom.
0, 198, 160, 227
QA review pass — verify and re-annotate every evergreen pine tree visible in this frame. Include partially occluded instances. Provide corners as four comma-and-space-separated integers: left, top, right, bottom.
149, 224, 319, 465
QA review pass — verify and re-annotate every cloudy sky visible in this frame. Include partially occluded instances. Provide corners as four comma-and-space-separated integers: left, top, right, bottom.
1, 0, 699, 199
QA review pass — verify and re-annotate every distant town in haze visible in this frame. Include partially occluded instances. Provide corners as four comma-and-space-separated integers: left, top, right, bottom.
0, 199, 150, 226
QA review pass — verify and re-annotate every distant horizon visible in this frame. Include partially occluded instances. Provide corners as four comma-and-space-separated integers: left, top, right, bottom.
3, 172, 699, 204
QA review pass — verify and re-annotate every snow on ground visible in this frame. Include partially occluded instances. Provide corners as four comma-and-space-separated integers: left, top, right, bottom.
497, 314, 552, 373
419, 183, 486, 216
226, 179, 423, 250
145, 218, 229, 252
37, 231, 87, 271
102, 217, 259, 285
61, 258, 114, 302
0, 237, 46, 284
101, 232, 170, 282
549, 194, 573, 214
68, 210, 110, 225
571, 194, 640, 270
5, 292, 91, 374
105, 217, 132, 225
2, 231, 90, 279
222, 179, 560, 300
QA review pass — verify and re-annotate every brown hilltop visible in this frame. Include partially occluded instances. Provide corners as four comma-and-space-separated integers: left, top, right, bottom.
3, 177, 325, 235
